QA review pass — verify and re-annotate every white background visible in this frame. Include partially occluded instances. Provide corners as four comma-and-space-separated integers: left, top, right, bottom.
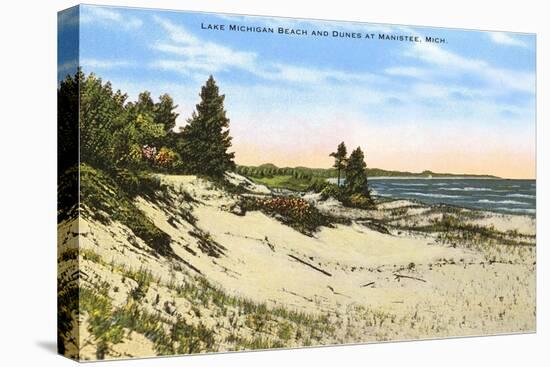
0, 0, 547, 365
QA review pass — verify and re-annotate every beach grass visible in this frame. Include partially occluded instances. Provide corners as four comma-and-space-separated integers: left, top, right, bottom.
59, 170, 536, 360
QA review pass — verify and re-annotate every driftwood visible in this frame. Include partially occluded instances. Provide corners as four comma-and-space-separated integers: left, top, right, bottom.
327, 285, 350, 298
360, 281, 375, 288
393, 273, 427, 283
223, 232, 275, 252
288, 254, 332, 277
282, 288, 313, 302
358, 220, 391, 235
264, 236, 275, 252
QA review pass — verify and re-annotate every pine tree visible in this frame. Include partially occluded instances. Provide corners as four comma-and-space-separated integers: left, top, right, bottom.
179, 76, 235, 177
79, 72, 127, 171
135, 91, 155, 115
154, 94, 179, 133
344, 147, 370, 197
329, 141, 347, 187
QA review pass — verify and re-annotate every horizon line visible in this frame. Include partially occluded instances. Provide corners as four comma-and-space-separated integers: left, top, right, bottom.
234, 161, 536, 180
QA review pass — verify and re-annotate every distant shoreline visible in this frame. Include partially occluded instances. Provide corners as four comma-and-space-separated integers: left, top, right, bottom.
367, 176, 537, 180
368, 176, 503, 180
236, 163, 516, 180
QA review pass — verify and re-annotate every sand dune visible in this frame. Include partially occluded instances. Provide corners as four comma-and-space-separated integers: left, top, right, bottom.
59, 173, 536, 360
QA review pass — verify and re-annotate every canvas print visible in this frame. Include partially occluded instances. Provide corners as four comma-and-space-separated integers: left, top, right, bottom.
57, 4, 536, 361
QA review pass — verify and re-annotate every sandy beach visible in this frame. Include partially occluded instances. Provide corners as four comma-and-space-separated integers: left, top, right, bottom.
58, 173, 536, 360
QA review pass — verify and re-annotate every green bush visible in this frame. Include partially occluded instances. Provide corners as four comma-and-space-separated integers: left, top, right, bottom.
114, 168, 140, 196
241, 197, 333, 235
306, 178, 330, 193
346, 192, 375, 209
320, 184, 341, 200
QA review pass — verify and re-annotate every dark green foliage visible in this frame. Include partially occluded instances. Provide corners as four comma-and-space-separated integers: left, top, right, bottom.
238, 164, 499, 180
344, 147, 369, 196
240, 197, 336, 235
58, 70, 80, 174
113, 168, 140, 197
155, 94, 179, 133
58, 71, 182, 176
79, 73, 127, 171
237, 164, 337, 180
122, 91, 172, 150
319, 183, 341, 200
58, 165, 80, 222
329, 141, 347, 187
113, 168, 162, 198
178, 76, 236, 178
171, 317, 215, 355
306, 178, 332, 193
341, 147, 374, 208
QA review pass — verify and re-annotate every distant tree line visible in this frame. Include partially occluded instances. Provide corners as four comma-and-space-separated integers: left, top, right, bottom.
237, 162, 495, 180
236, 164, 337, 180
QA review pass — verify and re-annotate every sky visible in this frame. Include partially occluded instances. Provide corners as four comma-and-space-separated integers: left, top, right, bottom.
59, 5, 536, 179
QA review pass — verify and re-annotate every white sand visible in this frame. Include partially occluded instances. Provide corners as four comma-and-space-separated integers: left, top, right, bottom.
59, 173, 536, 360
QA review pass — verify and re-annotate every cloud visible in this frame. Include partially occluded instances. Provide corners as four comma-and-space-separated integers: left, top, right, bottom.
152, 17, 383, 85
80, 6, 142, 30
153, 18, 257, 76
489, 32, 528, 48
385, 66, 432, 78
147, 16, 534, 129
81, 58, 131, 70
405, 40, 535, 94
260, 63, 382, 84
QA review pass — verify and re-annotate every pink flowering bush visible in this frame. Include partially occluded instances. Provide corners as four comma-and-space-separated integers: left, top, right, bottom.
141, 144, 157, 162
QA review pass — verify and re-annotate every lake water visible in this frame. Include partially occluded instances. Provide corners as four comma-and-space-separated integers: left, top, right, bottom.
329, 178, 536, 216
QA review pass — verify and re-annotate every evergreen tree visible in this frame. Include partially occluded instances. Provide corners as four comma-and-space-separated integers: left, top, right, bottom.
135, 91, 155, 115
344, 147, 370, 197
329, 141, 347, 187
154, 94, 179, 133
79, 73, 127, 171
179, 76, 235, 177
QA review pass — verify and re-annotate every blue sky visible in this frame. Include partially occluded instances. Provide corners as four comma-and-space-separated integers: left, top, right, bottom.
58, 5, 536, 178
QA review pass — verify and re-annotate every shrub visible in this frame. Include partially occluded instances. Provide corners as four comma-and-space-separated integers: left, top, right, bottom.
320, 184, 341, 200
346, 193, 375, 209
242, 197, 332, 235
155, 147, 182, 171
114, 168, 140, 196
306, 178, 330, 193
